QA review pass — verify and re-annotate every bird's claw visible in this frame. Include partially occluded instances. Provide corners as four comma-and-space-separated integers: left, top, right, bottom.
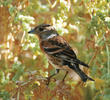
45, 77, 51, 86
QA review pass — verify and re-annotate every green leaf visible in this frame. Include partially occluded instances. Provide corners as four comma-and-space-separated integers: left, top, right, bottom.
0, 91, 10, 100
12, 63, 25, 82
9, 5, 15, 15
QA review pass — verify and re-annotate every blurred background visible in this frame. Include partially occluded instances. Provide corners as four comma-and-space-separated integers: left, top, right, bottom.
0, 0, 110, 100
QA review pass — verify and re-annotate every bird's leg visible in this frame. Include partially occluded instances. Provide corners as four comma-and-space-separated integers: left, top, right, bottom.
62, 71, 68, 82
46, 69, 60, 85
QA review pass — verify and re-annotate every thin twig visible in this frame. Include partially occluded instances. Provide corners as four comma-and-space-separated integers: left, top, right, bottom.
88, 49, 98, 66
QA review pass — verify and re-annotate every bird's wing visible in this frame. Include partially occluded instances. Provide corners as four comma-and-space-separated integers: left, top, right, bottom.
40, 36, 76, 61
40, 36, 89, 68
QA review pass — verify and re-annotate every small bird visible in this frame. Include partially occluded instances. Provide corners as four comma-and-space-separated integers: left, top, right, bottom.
28, 24, 94, 84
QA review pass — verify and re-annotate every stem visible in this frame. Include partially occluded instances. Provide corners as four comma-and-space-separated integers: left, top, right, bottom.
17, 90, 20, 100
47, 0, 58, 8
88, 49, 98, 66
21, 31, 26, 43
104, 36, 110, 74
106, 43, 110, 74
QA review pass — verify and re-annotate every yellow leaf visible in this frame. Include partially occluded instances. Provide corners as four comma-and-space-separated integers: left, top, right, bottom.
95, 78, 105, 90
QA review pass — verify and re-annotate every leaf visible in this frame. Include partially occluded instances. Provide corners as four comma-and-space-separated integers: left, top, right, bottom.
12, 64, 25, 82
95, 78, 105, 90
103, 95, 110, 100
84, 0, 90, 3
9, 5, 15, 15
0, 91, 10, 100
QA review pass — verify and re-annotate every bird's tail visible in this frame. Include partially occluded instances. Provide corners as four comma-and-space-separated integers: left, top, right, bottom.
76, 68, 94, 82
70, 64, 94, 82
74, 59, 89, 68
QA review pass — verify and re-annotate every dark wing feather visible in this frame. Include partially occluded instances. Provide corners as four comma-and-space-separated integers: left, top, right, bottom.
40, 36, 76, 58
40, 36, 89, 67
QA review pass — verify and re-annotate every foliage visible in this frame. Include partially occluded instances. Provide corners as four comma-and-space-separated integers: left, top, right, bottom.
0, 0, 110, 100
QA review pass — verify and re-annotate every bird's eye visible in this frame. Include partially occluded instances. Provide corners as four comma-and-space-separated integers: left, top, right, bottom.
39, 27, 44, 31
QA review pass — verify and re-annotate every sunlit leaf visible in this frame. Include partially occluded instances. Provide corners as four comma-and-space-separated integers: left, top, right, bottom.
95, 78, 105, 90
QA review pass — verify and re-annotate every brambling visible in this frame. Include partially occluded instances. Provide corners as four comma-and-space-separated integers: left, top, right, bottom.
28, 24, 94, 84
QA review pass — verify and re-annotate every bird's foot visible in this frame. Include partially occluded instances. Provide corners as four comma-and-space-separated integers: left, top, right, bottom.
61, 78, 65, 83
45, 77, 51, 86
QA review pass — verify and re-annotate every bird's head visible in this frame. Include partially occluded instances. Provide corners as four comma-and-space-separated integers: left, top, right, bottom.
28, 24, 58, 40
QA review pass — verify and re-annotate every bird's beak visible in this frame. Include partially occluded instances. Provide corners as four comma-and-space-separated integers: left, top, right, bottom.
28, 28, 35, 34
